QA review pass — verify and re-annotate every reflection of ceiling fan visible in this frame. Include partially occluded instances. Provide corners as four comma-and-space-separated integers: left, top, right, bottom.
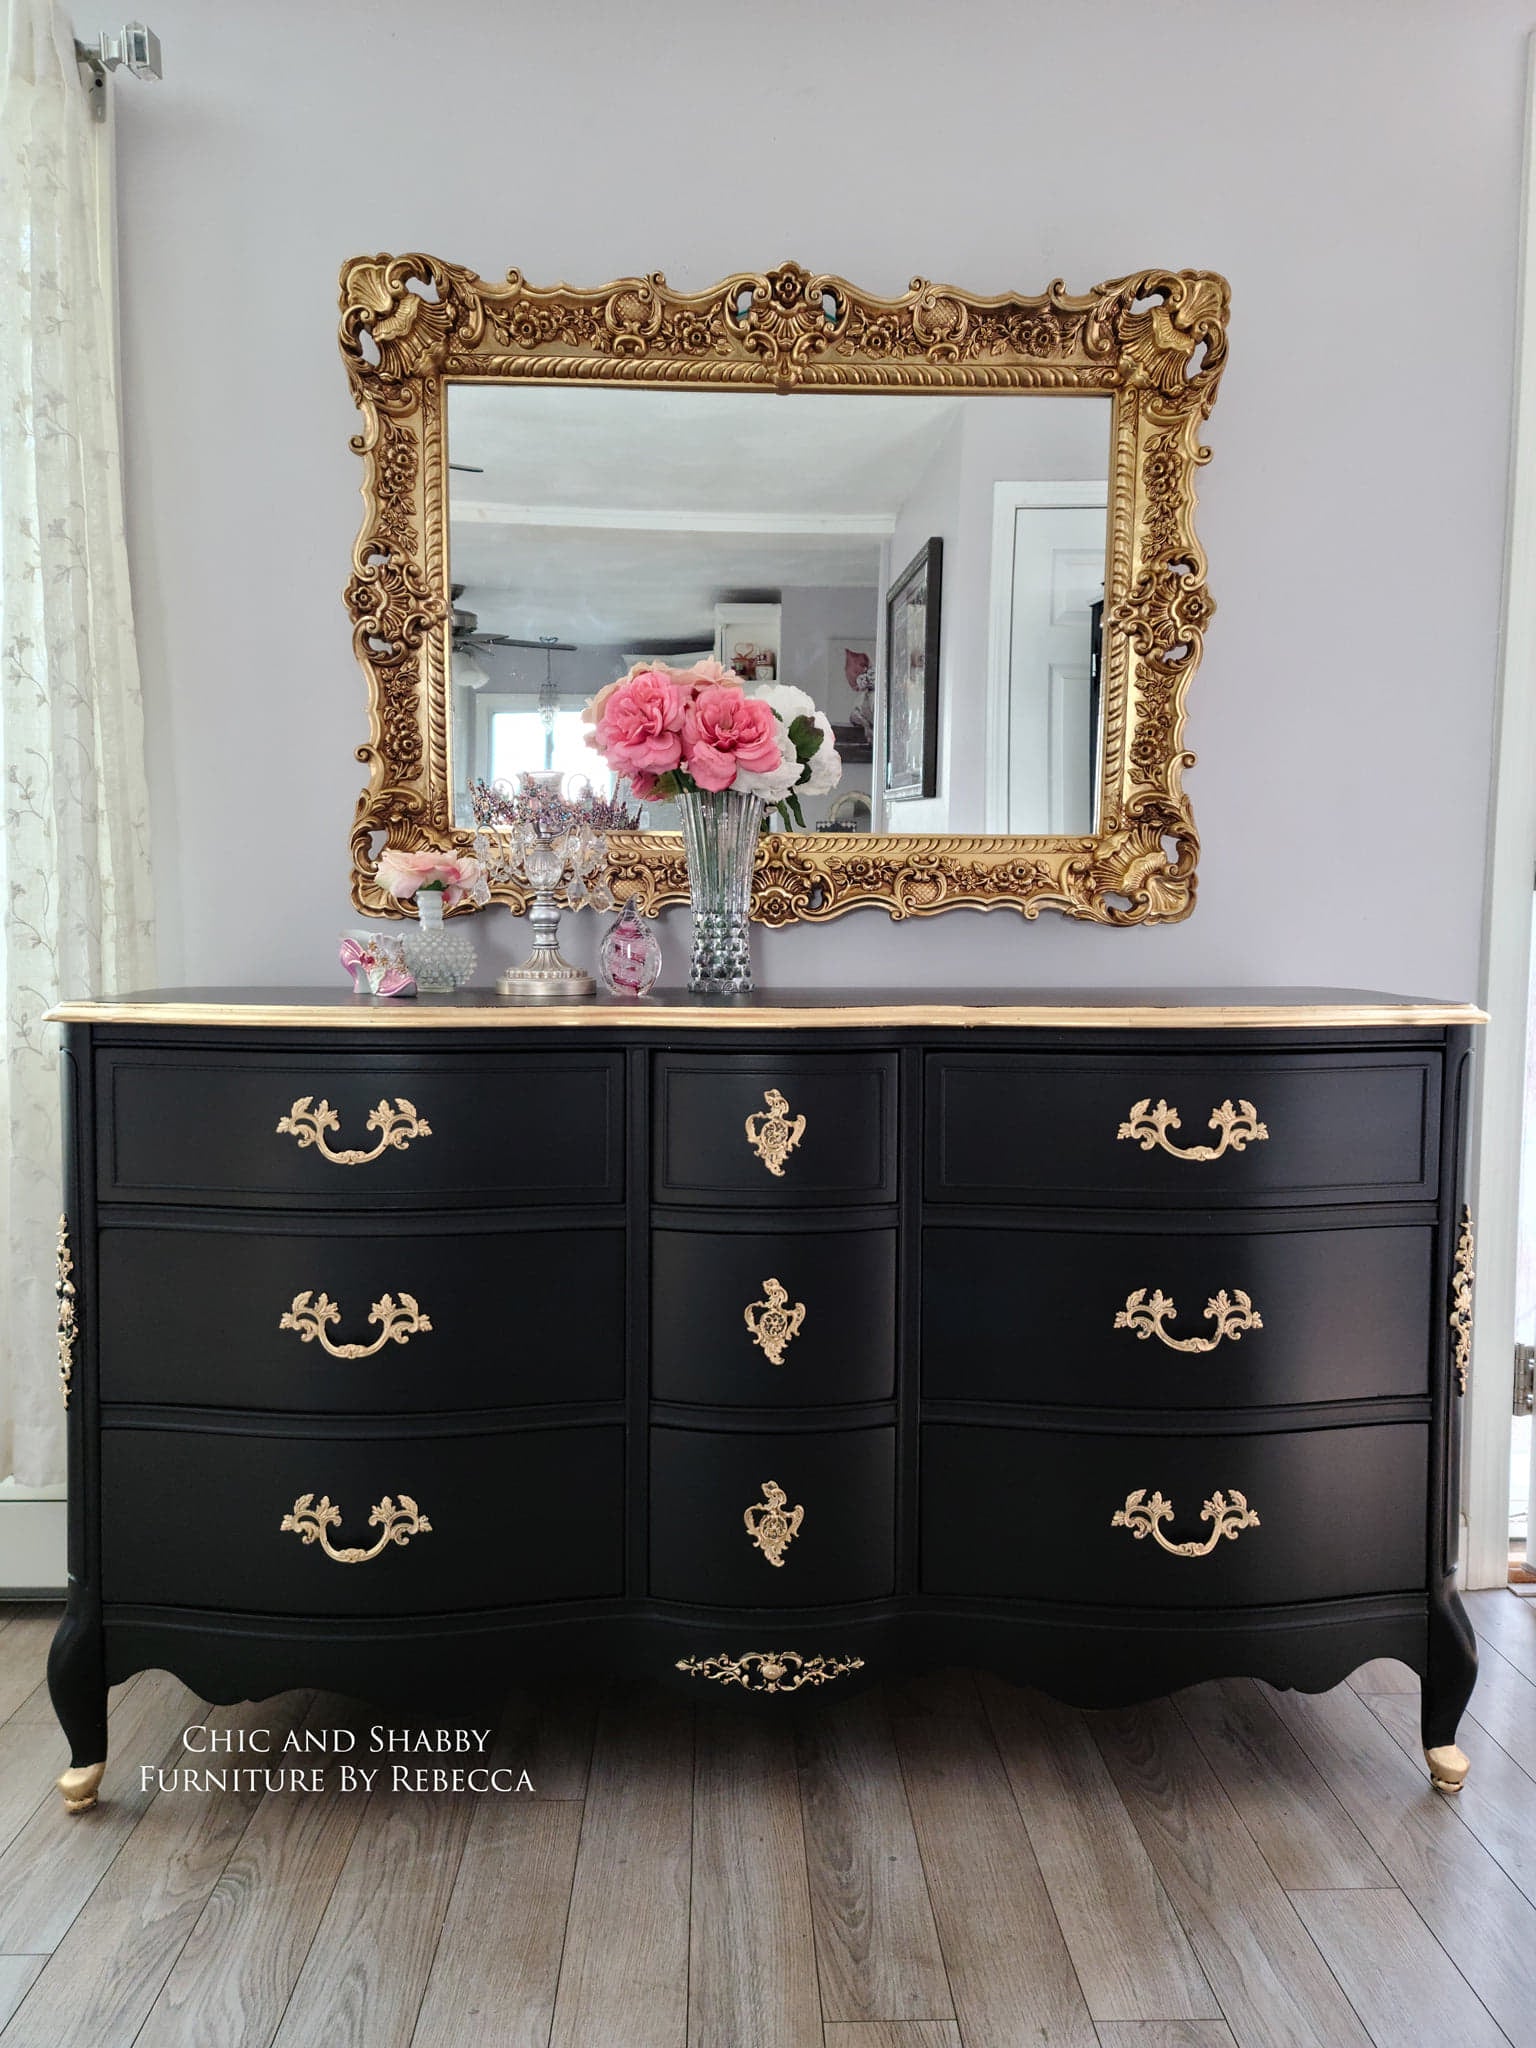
450, 587, 578, 696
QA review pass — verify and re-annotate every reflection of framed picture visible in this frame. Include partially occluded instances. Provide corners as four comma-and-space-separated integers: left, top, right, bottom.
828, 635, 876, 764
883, 537, 942, 800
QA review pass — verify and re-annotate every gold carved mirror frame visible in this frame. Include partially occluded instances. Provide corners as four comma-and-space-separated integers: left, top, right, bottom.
339, 257, 1228, 925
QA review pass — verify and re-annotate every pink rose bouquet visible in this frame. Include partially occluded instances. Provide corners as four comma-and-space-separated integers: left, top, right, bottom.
583, 661, 840, 827
374, 847, 485, 908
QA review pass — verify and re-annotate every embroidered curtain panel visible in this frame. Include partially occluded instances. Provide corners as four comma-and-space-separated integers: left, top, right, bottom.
0, 0, 154, 1486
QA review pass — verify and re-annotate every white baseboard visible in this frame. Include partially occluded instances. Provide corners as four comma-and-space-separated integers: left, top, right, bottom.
0, 1481, 67, 1596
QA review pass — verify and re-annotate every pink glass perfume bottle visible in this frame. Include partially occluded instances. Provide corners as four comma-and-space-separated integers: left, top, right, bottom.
599, 897, 662, 999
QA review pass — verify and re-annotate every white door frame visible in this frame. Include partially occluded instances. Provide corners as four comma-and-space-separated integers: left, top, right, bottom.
985, 482, 1108, 833
1465, 35, 1536, 1589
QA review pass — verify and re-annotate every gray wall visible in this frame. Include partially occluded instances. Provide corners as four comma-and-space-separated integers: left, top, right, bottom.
115, 0, 1525, 999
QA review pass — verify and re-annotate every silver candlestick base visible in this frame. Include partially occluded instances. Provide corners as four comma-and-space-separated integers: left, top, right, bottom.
497, 887, 594, 1002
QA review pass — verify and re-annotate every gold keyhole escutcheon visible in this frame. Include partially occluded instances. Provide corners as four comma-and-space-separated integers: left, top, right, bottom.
743, 1479, 804, 1567
744, 1090, 806, 1177
744, 1278, 806, 1366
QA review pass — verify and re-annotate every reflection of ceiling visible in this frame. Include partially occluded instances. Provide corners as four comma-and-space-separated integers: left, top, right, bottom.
450, 525, 882, 644
447, 387, 961, 643
445, 385, 1110, 644
448, 386, 964, 513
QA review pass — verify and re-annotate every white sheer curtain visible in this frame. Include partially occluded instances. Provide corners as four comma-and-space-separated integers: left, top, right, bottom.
0, 0, 154, 1487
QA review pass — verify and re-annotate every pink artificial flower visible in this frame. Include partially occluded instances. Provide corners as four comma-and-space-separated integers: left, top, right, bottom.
375, 847, 483, 908
626, 769, 662, 801
593, 668, 689, 778
682, 684, 783, 791
584, 660, 692, 738
679, 658, 737, 687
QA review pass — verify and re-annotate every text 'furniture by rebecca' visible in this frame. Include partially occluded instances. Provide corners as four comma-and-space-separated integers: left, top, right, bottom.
44, 988, 1480, 1812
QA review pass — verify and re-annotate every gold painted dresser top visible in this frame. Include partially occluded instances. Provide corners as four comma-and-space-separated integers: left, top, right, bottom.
45, 988, 1487, 1031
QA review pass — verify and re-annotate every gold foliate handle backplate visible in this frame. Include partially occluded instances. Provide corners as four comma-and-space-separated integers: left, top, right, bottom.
1450, 1205, 1474, 1396
676, 1651, 864, 1693
56, 1216, 77, 1410
280, 1290, 432, 1359
744, 1479, 804, 1567
1112, 1488, 1259, 1557
1115, 1287, 1262, 1353
280, 1492, 431, 1564
276, 1096, 432, 1166
744, 1089, 806, 1176
1117, 1097, 1268, 1162
744, 1278, 806, 1366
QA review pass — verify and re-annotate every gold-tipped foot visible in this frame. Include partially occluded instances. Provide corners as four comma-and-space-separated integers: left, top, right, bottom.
1425, 1743, 1470, 1794
58, 1761, 105, 1814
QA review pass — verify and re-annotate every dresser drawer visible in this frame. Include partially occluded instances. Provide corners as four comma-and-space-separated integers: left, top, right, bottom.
97, 1221, 625, 1413
650, 1425, 895, 1606
652, 1227, 895, 1406
654, 1053, 896, 1207
100, 1421, 624, 1616
926, 1051, 1437, 1207
99, 1050, 623, 1208
922, 1223, 1432, 1409
921, 1420, 1426, 1608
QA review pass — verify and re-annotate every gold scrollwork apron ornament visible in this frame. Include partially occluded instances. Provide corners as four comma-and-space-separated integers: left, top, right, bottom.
1117, 1097, 1268, 1162
675, 1650, 864, 1693
743, 1479, 804, 1566
1112, 1487, 1259, 1557
744, 1278, 806, 1366
744, 1089, 805, 1176
1114, 1287, 1262, 1353
280, 1492, 432, 1564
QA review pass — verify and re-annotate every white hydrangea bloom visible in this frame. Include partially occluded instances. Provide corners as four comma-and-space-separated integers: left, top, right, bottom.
734, 749, 803, 803
799, 712, 842, 797
750, 681, 817, 727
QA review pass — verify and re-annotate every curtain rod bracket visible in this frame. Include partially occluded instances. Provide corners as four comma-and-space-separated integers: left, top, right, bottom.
74, 22, 162, 121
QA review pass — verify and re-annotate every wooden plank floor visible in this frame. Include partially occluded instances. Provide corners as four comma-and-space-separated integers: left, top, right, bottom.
1, 1592, 1534, 2046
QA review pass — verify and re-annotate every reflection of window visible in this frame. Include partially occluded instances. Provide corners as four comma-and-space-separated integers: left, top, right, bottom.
487, 709, 616, 791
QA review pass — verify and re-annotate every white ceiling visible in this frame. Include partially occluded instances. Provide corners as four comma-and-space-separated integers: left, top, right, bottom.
446, 387, 961, 643
444, 385, 1110, 645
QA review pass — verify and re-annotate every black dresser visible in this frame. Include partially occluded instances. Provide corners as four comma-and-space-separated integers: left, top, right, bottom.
44, 987, 1481, 1814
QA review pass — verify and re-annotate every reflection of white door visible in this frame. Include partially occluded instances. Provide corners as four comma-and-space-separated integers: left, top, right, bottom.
986, 486, 1107, 834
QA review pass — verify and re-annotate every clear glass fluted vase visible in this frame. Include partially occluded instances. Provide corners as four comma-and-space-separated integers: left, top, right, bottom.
676, 787, 763, 994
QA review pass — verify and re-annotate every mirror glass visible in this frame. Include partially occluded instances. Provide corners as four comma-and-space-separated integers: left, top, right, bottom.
447, 386, 1112, 837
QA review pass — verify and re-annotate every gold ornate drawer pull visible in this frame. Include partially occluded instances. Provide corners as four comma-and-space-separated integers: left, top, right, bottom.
280, 1492, 431, 1564
676, 1651, 864, 1693
1117, 1097, 1268, 1162
744, 1089, 805, 1176
744, 1479, 803, 1567
1112, 1487, 1259, 1557
1115, 1287, 1261, 1352
280, 1290, 432, 1359
276, 1096, 432, 1166
744, 1278, 805, 1365
1450, 1205, 1474, 1395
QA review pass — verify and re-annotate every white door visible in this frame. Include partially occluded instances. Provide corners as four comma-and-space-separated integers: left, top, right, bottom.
992, 498, 1106, 835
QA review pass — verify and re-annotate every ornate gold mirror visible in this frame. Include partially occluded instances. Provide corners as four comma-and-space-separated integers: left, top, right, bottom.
340, 259, 1227, 924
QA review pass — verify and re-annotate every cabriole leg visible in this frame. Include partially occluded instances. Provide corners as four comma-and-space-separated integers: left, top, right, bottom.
1423, 1581, 1477, 1794
47, 1611, 108, 1814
